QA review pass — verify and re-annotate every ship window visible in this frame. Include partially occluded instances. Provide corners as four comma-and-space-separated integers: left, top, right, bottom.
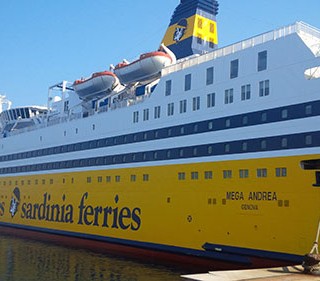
115, 175, 121, 182
223, 170, 232, 179
154, 106, 161, 119
257, 168, 267, 178
198, 18, 203, 29
167, 103, 174, 116
165, 80, 172, 96
276, 167, 287, 177
242, 116, 248, 125
92, 124, 95, 130
261, 112, 267, 122
261, 140, 267, 150
179, 149, 184, 157
258, 51, 267, 71
230, 59, 239, 79
208, 145, 214, 155
224, 89, 234, 104
97, 176, 103, 183
259, 80, 270, 96
208, 121, 214, 130
133, 111, 139, 123
143, 109, 149, 121
180, 100, 187, 113
281, 138, 288, 148
75, 128, 78, 134
207, 93, 215, 108
225, 144, 230, 153
209, 42, 214, 49
185, 74, 192, 91
225, 119, 231, 128
106, 176, 111, 183
192, 96, 200, 111
197, 35, 203, 45
239, 169, 249, 178
305, 135, 313, 145
210, 23, 215, 33
180, 126, 185, 135
204, 171, 213, 179
241, 84, 251, 100
143, 174, 149, 181
281, 109, 288, 119
130, 175, 136, 182
178, 172, 186, 180
191, 171, 199, 180
305, 105, 312, 115
206, 67, 214, 85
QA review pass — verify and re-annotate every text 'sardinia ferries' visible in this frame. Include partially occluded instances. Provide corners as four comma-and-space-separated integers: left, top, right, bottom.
0, 0, 319, 271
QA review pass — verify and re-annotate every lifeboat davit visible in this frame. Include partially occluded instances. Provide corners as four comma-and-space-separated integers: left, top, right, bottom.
73, 71, 119, 100
114, 45, 175, 85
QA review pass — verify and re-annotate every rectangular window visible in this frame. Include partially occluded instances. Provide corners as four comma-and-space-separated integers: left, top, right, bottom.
178, 172, 186, 180
257, 168, 267, 178
259, 80, 270, 96
225, 89, 234, 104
241, 84, 251, 100
167, 103, 174, 116
185, 74, 192, 91
143, 174, 149, 181
258, 50, 267, 71
191, 171, 199, 180
115, 175, 121, 182
239, 169, 249, 178
130, 175, 136, 182
133, 111, 139, 123
192, 96, 200, 111
97, 176, 103, 183
230, 59, 239, 79
206, 67, 214, 85
223, 170, 232, 179
165, 80, 172, 96
87, 177, 92, 183
207, 93, 215, 108
106, 176, 111, 183
180, 100, 187, 113
276, 167, 287, 177
143, 109, 149, 121
204, 171, 213, 179
154, 106, 161, 119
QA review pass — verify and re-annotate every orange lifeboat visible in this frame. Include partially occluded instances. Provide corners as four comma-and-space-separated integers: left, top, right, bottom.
114, 50, 174, 85
73, 71, 119, 100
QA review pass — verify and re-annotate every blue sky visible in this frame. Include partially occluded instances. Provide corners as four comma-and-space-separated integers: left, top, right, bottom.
0, 0, 319, 107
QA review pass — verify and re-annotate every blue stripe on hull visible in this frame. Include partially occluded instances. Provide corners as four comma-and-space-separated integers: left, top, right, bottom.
0, 222, 303, 267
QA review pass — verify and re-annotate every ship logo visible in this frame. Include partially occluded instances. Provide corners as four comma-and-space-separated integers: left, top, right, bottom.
9, 187, 20, 217
173, 19, 188, 42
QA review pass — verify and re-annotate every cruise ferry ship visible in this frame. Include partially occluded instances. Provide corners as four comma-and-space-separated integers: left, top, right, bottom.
0, 0, 319, 270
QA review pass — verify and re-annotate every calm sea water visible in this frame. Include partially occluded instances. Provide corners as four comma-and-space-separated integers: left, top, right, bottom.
0, 234, 186, 281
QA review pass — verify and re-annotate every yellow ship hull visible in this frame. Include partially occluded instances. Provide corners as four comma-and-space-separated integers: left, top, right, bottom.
0, 154, 319, 269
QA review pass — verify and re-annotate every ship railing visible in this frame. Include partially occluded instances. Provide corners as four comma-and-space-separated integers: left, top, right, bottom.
163, 22, 320, 76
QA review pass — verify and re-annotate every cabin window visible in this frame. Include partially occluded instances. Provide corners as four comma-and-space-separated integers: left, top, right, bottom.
206, 67, 214, 85
165, 80, 172, 96
210, 23, 215, 33
87, 177, 92, 183
241, 84, 251, 100
180, 100, 187, 113
281, 138, 288, 148
257, 168, 267, 178
191, 171, 199, 180
204, 171, 213, 179
259, 80, 270, 96
258, 50, 267, 71
230, 59, 239, 79
276, 167, 287, 177
130, 175, 136, 182
223, 170, 232, 179
281, 109, 288, 119
207, 93, 215, 108
305, 105, 312, 115
106, 176, 111, 183
305, 135, 313, 145
143, 109, 149, 121
239, 169, 249, 178
178, 172, 186, 180
198, 18, 203, 29
115, 176, 121, 182
242, 116, 248, 125
185, 74, 192, 91
192, 96, 200, 111
143, 174, 149, 181
225, 89, 234, 104
154, 106, 161, 119
167, 103, 174, 116
133, 111, 139, 123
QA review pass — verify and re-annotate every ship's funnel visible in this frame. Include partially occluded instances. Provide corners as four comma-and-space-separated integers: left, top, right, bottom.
162, 0, 219, 60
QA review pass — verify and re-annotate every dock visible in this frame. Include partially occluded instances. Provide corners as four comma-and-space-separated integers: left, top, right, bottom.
181, 265, 320, 280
